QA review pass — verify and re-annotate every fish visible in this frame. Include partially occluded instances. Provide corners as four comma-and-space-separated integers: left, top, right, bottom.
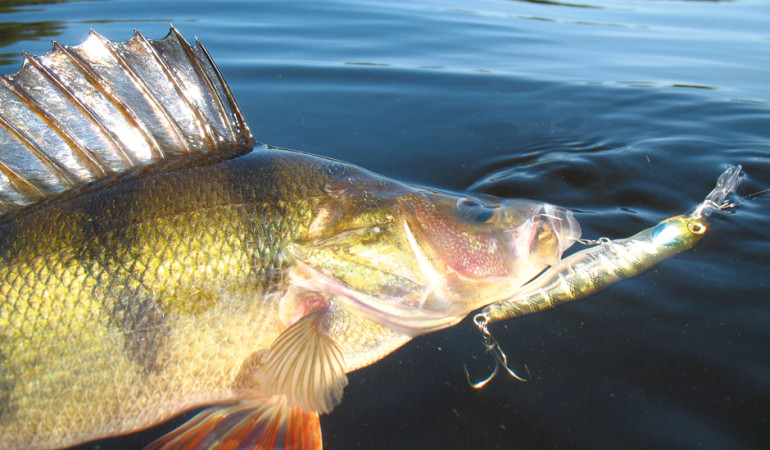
0, 28, 742, 450
0, 28, 580, 449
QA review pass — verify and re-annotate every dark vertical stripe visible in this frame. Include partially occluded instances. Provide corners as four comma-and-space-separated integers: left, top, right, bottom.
107, 291, 168, 373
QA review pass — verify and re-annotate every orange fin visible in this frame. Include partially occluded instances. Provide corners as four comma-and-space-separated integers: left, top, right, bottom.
148, 396, 321, 450
149, 309, 346, 449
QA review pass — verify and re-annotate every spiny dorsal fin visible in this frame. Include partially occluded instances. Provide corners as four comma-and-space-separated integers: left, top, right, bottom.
0, 27, 256, 219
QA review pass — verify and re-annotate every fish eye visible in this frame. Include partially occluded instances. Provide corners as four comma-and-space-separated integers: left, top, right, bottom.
687, 221, 706, 234
457, 197, 497, 223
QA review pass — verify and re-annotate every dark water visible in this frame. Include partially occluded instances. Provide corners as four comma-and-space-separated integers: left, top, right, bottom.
2, 0, 769, 448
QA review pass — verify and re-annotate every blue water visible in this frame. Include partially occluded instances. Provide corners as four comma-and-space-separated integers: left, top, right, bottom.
2, 0, 769, 448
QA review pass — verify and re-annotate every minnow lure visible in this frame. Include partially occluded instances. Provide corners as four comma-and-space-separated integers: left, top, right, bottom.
467, 165, 743, 387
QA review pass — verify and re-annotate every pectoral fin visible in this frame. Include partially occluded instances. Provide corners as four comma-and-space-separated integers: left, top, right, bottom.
149, 309, 347, 449
257, 308, 348, 414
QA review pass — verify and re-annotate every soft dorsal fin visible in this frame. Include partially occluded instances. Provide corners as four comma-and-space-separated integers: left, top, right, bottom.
0, 27, 256, 219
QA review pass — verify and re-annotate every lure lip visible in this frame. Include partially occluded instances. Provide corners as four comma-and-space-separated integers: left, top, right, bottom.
689, 165, 743, 220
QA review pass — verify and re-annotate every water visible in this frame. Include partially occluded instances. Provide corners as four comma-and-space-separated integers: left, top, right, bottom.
2, 0, 769, 448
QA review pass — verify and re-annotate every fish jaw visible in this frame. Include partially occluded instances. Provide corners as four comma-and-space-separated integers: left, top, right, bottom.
281, 261, 466, 336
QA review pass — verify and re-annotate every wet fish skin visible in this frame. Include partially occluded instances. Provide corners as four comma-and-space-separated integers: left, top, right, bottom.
0, 144, 572, 448
0, 148, 340, 447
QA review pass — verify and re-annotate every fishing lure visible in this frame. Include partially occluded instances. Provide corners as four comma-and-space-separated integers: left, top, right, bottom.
467, 165, 743, 387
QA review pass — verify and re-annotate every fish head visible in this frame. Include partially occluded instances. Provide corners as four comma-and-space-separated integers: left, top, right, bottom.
398, 190, 581, 311
288, 166, 581, 336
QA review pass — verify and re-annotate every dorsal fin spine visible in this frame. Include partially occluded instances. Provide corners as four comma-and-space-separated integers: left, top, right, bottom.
53, 41, 166, 161
134, 30, 218, 151
170, 27, 236, 145
196, 38, 254, 146
0, 134, 46, 202
0, 77, 79, 190
0, 28, 257, 219
22, 51, 137, 168
0, 57, 108, 179
91, 30, 192, 156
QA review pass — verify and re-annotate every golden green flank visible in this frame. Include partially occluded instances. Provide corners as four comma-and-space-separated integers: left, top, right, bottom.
1, 27, 738, 450
0, 150, 326, 446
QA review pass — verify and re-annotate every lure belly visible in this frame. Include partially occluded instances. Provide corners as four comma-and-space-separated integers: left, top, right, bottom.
483, 165, 742, 323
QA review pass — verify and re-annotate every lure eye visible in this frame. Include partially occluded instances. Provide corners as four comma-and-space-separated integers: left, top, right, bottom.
457, 197, 497, 223
687, 221, 706, 234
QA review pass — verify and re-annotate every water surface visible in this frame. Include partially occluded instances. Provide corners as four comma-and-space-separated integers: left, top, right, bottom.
1, 0, 768, 448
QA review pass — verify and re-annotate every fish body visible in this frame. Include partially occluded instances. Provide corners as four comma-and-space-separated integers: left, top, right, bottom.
0, 148, 332, 447
0, 141, 577, 448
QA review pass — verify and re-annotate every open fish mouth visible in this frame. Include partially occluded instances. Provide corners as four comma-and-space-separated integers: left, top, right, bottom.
526, 203, 582, 264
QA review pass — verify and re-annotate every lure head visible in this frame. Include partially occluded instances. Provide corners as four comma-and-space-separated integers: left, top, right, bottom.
287, 163, 581, 335
650, 214, 708, 252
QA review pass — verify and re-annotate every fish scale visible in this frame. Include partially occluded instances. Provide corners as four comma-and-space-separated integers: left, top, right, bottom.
0, 138, 578, 448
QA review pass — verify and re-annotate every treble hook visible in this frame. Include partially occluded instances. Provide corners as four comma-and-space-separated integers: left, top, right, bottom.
463, 313, 530, 389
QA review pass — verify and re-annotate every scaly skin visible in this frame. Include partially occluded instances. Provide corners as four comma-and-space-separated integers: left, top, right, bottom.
0, 27, 584, 450
0, 149, 337, 448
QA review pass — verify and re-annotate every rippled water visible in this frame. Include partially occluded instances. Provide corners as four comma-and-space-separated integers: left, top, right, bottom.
2, 0, 768, 448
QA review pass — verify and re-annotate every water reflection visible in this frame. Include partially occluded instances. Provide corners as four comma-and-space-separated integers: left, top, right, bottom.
0, 21, 66, 66
510, 0, 602, 8
0, 1, 90, 67
0, 0, 86, 14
